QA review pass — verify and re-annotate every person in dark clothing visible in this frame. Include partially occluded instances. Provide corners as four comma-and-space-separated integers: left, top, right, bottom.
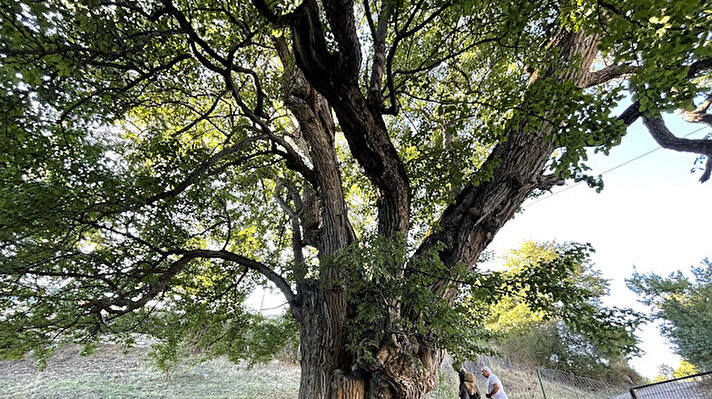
458, 370, 471, 399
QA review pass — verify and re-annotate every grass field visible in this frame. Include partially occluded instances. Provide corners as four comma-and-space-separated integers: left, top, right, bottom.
0, 344, 465, 399
0, 344, 630, 399
0, 345, 302, 399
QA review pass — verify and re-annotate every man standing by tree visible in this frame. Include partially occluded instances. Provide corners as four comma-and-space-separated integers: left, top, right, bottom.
481, 367, 508, 399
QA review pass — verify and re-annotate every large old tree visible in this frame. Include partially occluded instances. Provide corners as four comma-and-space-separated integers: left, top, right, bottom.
1, 0, 711, 398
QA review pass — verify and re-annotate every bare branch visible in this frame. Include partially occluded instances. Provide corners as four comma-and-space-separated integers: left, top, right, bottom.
274, 181, 298, 219
182, 249, 297, 304
583, 64, 636, 88
86, 249, 296, 317
397, 2, 450, 39
170, 90, 228, 137
381, 0, 454, 113
679, 95, 712, 128
697, 95, 712, 114
641, 117, 712, 153
701, 157, 712, 183
274, 181, 307, 265
537, 173, 566, 191
367, 3, 392, 108
85, 253, 187, 316
642, 116, 712, 182
164, 1, 266, 117
164, 0, 228, 65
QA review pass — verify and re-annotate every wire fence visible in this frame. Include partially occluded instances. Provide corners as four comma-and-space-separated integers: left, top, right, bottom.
629, 371, 712, 399
455, 355, 711, 399
537, 367, 630, 399
463, 355, 633, 399
463, 356, 540, 399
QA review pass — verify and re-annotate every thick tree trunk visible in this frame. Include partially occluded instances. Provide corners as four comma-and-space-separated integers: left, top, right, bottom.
289, 27, 603, 399
415, 30, 601, 290
296, 284, 352, 399
295, 282, 444, 399
280, 2, 603, 397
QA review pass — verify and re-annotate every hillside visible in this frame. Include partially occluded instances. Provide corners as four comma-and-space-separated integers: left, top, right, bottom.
0, 345, 300, 399
0, 345, 634, 399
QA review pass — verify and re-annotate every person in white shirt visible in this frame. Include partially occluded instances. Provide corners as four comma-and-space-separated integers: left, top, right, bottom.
481, 366, 509, 399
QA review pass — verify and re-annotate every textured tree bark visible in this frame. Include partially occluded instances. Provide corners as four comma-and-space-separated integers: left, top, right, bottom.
416, 29, 600, 276
276, 2, 606, 398
283, 56, 443, 399
288, 24, 605, 399
288, 0, 411, 238
294, 284, 348, 399
296, 286, 444, 399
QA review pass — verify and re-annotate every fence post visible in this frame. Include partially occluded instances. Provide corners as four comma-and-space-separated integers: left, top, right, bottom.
629, 388, 638, 399
537, 369, 547, 399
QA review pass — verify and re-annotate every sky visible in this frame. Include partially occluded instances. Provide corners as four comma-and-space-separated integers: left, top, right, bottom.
247, 108, 712, 380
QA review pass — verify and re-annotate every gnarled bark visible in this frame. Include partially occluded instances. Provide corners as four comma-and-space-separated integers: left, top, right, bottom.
285, 27, 606, 399
259, 2, 631, 398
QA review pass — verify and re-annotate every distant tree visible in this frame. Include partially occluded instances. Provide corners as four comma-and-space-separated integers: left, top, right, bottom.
479, 241, 642, 384
651, 364, 675, 382
628, 259, 712, 372
649, 361, 699, 383
673, 360, 700, 378
1, 1, 711, 398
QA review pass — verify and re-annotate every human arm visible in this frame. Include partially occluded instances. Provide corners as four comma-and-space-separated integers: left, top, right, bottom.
486, 382, 500, 398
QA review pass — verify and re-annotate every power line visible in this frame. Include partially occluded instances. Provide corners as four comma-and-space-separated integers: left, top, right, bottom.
523, 126, 712, 208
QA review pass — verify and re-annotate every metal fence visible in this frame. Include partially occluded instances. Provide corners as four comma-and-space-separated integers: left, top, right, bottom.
461, 355, 712, 399
629, 371, 712, 399
536, 367, 628, 399
463, 356, 631, 399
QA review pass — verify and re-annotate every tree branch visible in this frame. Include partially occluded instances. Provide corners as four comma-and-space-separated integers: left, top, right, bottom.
322, 0, 362, 81
615, 58, 712, 127
86, 249, 296, 317
80, 135, 269, 218
252, 0, 295, 25
181, 249, 297, 304
583, 64, 636, 88
59, 54, 191, 124
85, 253, 187, 316
642, 116, 712, 182
679, 95, 712, 128
165, 0, 266, 117
537, 173, 566, 191
688, 58, 712, 78
617, 101, 642, 126
280, 1, 410, 236
288, 0, 336, 92
366, 2, 392, 109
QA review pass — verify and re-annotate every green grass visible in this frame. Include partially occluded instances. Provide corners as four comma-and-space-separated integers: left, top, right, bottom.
0, 344, 469, 399
0, 345, 630, 399
0, 345, 300, 399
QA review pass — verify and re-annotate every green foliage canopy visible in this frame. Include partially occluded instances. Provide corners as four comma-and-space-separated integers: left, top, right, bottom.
0, 0, 710, 386
481, 241, 642, 384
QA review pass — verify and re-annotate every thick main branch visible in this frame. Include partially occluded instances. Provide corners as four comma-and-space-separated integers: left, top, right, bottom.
284, 0, 411, 236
